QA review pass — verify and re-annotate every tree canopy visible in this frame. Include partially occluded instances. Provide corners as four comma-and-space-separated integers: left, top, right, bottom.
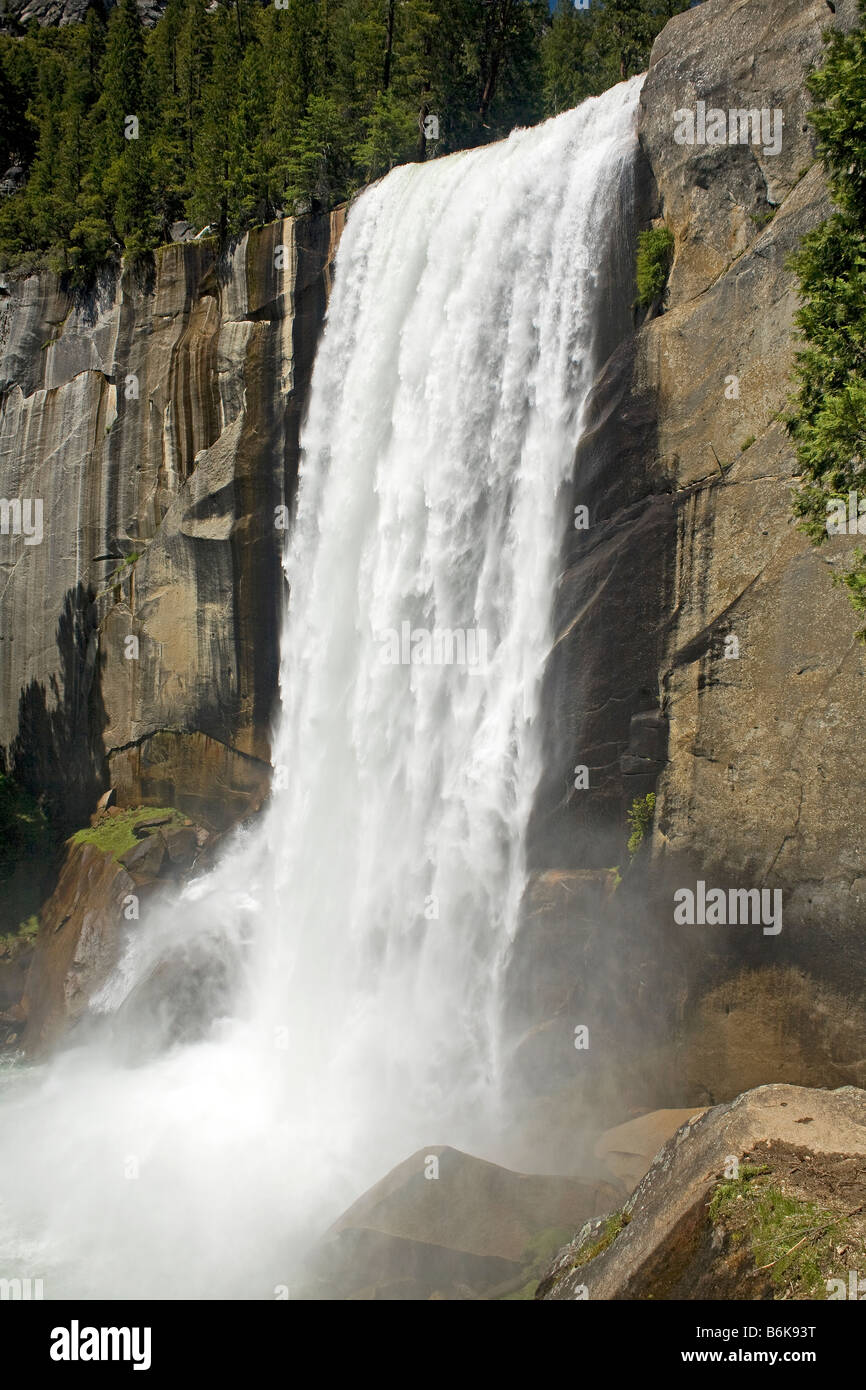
788, 0, 866, 630
0, 0, 690, 280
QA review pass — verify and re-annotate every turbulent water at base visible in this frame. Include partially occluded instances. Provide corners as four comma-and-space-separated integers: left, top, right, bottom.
0, 78, 642, 1298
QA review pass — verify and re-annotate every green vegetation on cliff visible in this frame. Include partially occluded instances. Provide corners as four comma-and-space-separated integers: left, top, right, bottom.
0, 773, 49, 878
72, 805, 187, 861
570, 1208, 630, 1268
635, 225, 674, 308
0, 0, 689, 279
626, 791, 655, 855
710, 1164, 846, 1299
0, 913, 39, 959
498, 1224, 575, 1300
789, 0, 866, 631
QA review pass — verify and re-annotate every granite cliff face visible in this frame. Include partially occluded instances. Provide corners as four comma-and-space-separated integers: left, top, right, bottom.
514, 0, 866, 1142
0, 211, 342, 838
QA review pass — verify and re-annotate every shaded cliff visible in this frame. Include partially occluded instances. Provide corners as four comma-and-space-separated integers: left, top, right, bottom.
0, 210, 343, 836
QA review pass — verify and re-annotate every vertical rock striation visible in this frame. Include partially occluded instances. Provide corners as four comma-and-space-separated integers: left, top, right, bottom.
0, 210, 343, 832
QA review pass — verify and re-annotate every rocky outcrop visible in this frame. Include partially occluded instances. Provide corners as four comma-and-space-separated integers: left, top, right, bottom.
538, 1083, 866, 1300
0, 210, 343, 832
0, 0, 164, 30
512, 0, 866, 1135
20, 838, 137, 1052
304, 1145, 622, 1300
17, 802, 209, 1052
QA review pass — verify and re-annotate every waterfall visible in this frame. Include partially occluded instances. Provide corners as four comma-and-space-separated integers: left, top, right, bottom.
0, 77, 643, 1299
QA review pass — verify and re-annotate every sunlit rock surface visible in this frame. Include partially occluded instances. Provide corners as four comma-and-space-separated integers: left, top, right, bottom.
0, 211, 343, 831
522, 0, 866, 1127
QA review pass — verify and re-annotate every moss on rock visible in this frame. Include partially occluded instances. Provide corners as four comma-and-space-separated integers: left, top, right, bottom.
71, 806, 188, 863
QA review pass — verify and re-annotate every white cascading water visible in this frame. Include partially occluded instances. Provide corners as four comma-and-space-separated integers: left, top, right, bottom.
0, 78, 642, 1299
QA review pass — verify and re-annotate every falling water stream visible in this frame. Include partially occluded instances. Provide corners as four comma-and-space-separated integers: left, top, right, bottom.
0, 77, 643, 1298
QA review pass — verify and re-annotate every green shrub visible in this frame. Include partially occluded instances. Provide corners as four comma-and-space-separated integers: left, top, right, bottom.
0, 774, 50, 879
788, 4, 866, 630
635, 227, 675, 308
626, 792, 656, 856
0, 915, 40, 957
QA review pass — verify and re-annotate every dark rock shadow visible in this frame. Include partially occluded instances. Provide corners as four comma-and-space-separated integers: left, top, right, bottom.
1, 580, 109, 835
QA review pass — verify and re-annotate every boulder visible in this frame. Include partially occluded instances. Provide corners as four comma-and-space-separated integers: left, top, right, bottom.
539, 1084, 866, 1300
594, 1107, 708, 1189
20, 841, 137, 1054
118, 833, 166, 883
132, 813, 174, 837
111, 939, 241, 1058
94, 788, 116, 814
9, 804, 211, 1049
169, 221, 195, 243
161, 824, 199, 871
305, 1145, 623, 1300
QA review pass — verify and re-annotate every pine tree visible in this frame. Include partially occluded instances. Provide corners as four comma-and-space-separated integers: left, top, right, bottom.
594, 0, 689, 82
189, 1, 246, 236
147, 0, 191, 233
0, 33, 36, 172
100, 0, 145, 144
541, 0, 599, 115
96, 0, 158, 256
59, 17, 112, 278
354, 88, 418, 184
0, 0, 608, 266
19, 43, 68, 253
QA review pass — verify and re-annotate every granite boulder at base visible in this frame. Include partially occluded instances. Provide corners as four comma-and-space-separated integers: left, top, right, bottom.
305, 1146, 623, 1301
538, 1084, 866, 1300
593, 1107, 708, 1190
